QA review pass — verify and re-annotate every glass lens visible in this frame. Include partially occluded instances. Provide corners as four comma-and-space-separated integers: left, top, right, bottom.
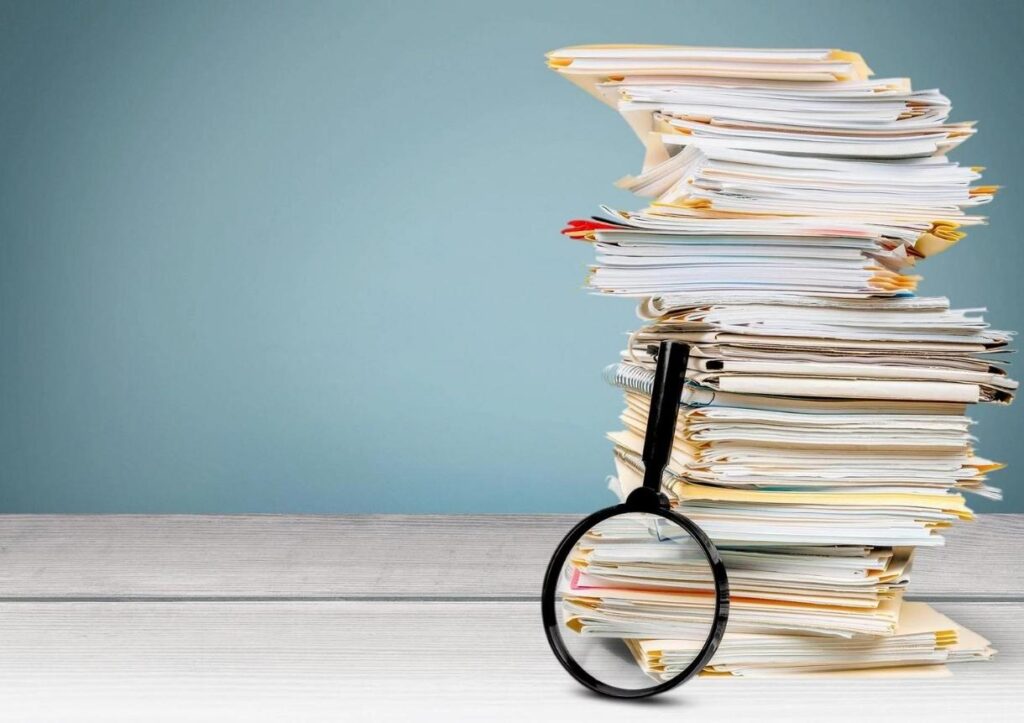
550, 511, 718, 691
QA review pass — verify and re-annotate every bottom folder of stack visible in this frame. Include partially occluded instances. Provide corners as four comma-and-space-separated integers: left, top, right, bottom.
629, 604, 993, 679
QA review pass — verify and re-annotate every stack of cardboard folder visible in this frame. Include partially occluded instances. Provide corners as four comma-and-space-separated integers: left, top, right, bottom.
548, 45, 1014, 677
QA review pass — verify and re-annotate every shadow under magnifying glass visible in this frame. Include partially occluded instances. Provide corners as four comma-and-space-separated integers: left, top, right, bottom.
565, 685, 692, 708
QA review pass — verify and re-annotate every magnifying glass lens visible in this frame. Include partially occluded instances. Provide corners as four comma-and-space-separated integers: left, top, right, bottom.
550, 511, 719, 691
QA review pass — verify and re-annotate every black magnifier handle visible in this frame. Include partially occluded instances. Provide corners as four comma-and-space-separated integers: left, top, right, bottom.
641, 341, 690, 492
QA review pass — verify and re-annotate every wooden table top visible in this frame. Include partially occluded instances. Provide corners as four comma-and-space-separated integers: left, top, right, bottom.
1, 514, 1021, 722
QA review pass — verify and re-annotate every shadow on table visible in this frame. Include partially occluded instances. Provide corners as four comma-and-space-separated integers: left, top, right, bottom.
567, 686, 691, 708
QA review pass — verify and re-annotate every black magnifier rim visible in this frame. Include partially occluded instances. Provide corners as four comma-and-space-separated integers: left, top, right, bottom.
541, 496, 730, 699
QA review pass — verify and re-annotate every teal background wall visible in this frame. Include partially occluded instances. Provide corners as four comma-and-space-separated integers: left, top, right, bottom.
1, 0, 1021, 512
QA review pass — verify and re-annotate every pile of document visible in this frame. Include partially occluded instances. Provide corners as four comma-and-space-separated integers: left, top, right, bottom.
548, 45, 1013, 677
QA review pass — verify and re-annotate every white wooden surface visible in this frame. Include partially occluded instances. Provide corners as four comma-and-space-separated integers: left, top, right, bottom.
0, 514, 1021, 722
1, 514, 1020, 599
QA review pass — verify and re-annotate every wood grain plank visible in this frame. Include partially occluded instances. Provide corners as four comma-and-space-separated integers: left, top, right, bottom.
1, 514, 1021, 599
0, 600, 1018, 722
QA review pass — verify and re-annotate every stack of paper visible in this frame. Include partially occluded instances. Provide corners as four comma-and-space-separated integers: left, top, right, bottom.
622, 297, 1015, 403
549, 45, 1011, 678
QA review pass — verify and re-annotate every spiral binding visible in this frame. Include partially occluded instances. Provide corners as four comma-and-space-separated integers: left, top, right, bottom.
602, 362, 653, 395
603, 362, 715, 408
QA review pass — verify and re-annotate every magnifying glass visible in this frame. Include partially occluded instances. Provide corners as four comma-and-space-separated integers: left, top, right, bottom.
541, 340, 729, 698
